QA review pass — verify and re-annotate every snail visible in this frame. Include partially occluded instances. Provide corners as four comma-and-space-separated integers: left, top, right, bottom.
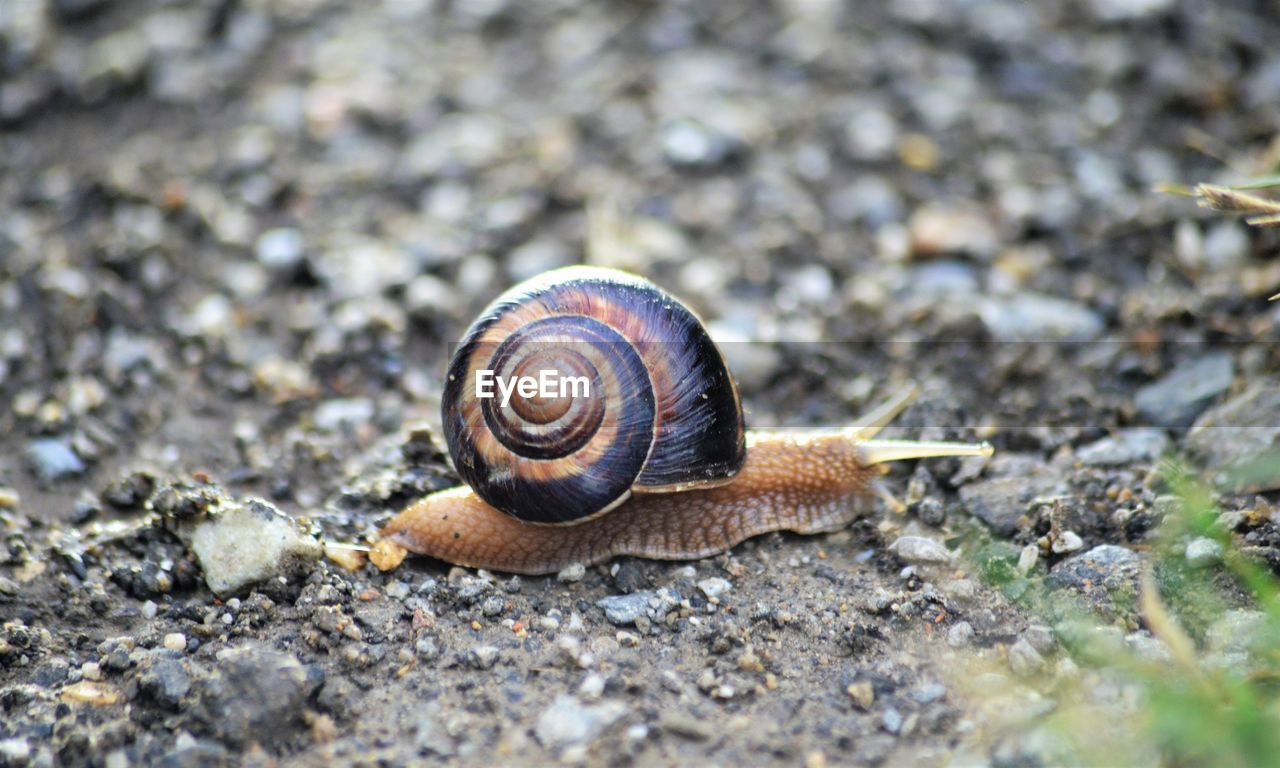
372, 266, 991, 575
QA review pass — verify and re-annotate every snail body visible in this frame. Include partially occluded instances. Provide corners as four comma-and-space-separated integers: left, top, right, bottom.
376, 267, 991, 575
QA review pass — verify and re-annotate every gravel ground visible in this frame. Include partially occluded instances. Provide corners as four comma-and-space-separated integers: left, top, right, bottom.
2, 0, 1280, 765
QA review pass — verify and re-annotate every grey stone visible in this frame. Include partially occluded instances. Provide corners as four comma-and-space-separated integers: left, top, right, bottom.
1207, 610, 1267, 655
1022, 625, 1056, 655
881, 707, 904, 735
1077, 428, 1170, 466
194, 647, 320, 745
661, 119, 734, 168
1008, 637, 1045, 675
136, 654, 192, 710
978, 294, 1104, 342
0, 739, 30, 765
1047, 545, 1142, 617
1136, 353, 1234, 428
25, 439, 85, 484
596, 589, 680, 626
959, 474, 1060, 537
413, 700, 456, 756
313, 398, 375, 432
31, 659, 69, 687
910, 683, 947, 704
947, 622, 975, 648
1187, 380, 1280, 491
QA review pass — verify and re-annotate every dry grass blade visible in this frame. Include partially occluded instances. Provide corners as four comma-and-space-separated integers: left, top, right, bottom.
1139, 567, 1201, 676
1193, 184, 1280, 216
1246, 213, 1280, 228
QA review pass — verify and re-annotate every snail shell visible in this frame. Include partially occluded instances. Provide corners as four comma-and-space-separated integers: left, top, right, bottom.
443, 266, 745, 524
374, 268, 994, 575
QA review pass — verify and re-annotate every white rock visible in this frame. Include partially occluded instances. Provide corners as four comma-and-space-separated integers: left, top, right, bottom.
163, 498, 322, 597
1052, 531, 1084, 554
696, 577, 732, 600
1016, 544, 1039, 574
890, 536, 952, 565
1184, 537, 1223, 568
534, 695, 627, 751
557, 562, 587, 583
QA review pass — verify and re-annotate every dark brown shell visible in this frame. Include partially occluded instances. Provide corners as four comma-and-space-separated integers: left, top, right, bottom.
442, 266, 746, 524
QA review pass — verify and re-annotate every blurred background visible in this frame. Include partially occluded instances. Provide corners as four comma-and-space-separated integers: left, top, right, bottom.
4, 1, 1280, 766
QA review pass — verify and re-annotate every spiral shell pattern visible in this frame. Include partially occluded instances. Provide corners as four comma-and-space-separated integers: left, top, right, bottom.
443, 266, 745, 524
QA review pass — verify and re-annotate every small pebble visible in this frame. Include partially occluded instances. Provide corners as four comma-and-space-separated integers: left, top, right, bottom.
1008, 638, 1045, 676
557, 563, 586, 583
163, 633, 187, 652
889, 536, 952, 564
1051, 531, 1084, 554
1184, 537, 1223, 568
1016, 544, 1039, 574
947, 622, 975, 648
468, 644, 499, 670
696, 577, 732, 600
25, 438, 86, 483
534, 694, 628, 751
882, 707, 904, 735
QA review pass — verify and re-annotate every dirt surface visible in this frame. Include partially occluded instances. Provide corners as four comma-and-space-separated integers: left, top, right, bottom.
3, 0, 1280, 766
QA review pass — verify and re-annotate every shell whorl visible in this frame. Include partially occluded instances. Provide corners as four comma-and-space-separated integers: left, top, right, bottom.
442, 266, 746, 524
